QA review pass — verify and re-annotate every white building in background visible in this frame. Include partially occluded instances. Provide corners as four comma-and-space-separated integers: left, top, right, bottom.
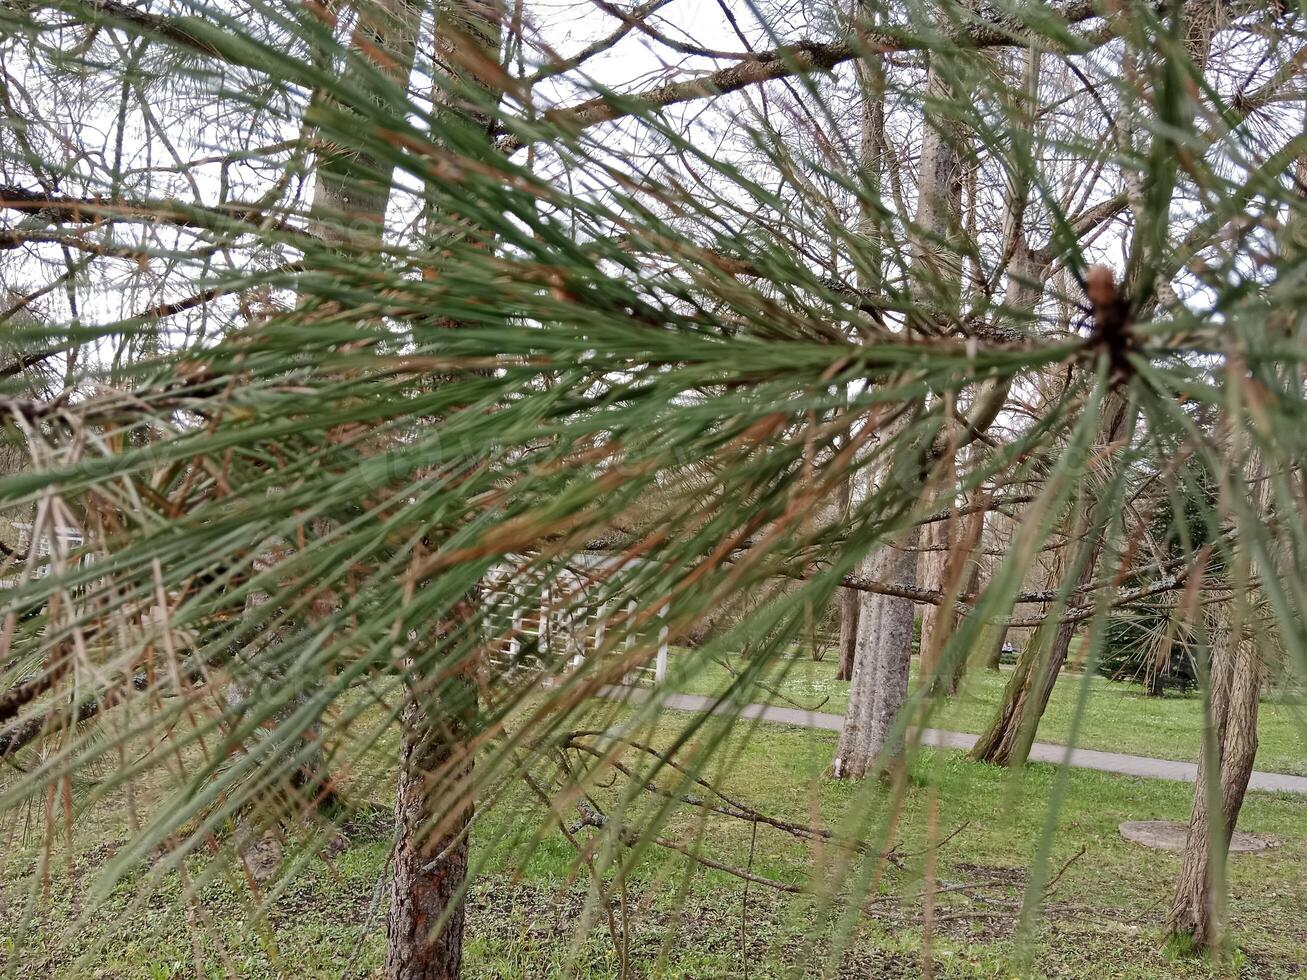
4, 522, 86, 582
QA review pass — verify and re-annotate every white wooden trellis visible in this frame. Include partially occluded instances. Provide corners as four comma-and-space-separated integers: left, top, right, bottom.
11, 522, 84, 568
655, 604, 669, 683
485, 555, 669, 685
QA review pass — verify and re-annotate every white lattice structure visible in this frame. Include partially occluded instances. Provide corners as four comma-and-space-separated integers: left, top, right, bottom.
484, 553, 669, 684
3, 522, 86, 586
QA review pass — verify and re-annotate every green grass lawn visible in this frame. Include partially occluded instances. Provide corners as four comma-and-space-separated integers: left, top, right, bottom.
665, 649, 1307, 776
3, 700, 1305, 979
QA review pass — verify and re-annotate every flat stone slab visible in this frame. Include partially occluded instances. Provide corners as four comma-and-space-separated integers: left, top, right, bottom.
1119, 820, 1281, 853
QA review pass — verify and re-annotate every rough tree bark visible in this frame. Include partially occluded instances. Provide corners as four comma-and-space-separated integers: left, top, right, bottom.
388, 638, 479, 980
1165, 600, 1262, 951
942, 45, 1040, 686
386, 4, 503, 978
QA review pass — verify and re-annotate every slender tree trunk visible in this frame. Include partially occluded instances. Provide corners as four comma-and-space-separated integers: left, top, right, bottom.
386, 5, 503, 977
388, 659, 478, 979
836, 30, 964, 779
909, 60, 966, 315
836, 587, 860, 681
947, 562, 983, 689
835, 461, 861, 682
967, 511, 1096, 767
970, 393, 1126, 767
944, 45, 1037, 688
836, 23, 883, 690
916, 517, 949, 685
834, 533, 917, 778
979, 624, 1004, 671
306, 0, 423, 248
917, 491, 985, 695
1166, 602, 1261, 951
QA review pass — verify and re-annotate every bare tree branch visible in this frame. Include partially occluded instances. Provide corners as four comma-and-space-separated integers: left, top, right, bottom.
496, 1, 1105, 156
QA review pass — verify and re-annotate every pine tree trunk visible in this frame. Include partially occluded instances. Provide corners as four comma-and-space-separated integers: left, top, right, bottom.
387, 673, 476, 980
835, 38, 961, 780
386, 6, 503, 977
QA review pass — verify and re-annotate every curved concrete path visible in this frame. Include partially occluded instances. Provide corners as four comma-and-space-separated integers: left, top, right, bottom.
598, 686, 1307, 796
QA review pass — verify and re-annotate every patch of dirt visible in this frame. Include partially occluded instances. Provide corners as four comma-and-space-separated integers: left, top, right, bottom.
951, 860, 1028, 885
237, 830, 284, 883
1119, 820, 1282, 853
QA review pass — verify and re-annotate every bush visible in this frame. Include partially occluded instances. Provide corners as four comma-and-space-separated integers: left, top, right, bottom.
1096, 614, 1198, 695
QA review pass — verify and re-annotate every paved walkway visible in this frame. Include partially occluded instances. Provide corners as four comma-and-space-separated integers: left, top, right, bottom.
599, 687, 1307, 796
